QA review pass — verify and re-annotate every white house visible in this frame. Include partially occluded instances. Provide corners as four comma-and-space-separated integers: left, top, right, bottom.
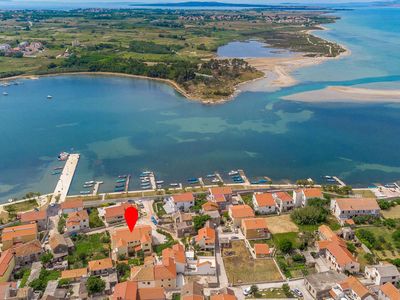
167, 193, 195, 212
330, 198, 380, 222
330, 276, 375, 300
252, 193, 276, 214
272, 192, 294, 213
293, 187, 323, 207
365, 263, 400, 286
186, 257, 216, 276
66, 210, 89, 233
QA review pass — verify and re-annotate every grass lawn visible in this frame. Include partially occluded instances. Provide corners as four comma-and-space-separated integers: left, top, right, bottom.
265, 215, 298, 234
29, 269, 60, 291
153, 201, 167, 217
247, 287, 295, 299
5, 199, 38, 213
67, 233, 110, 268
272, 232, 300, 248
19, 268, 31, 288
382, 206, 400, 219
223, 240, 282, 284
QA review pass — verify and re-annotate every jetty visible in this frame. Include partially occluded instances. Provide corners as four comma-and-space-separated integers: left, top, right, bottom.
124, 175, 131, 192
92, 181, 103, 196
333, 176, 346, 187
51, 153, 80, 204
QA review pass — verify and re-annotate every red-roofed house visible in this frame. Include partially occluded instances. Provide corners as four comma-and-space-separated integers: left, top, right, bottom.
330, 276, 374, 300
112, 281, 166, 300
210, 294, 237, 300
195, 227, 216, 250
20, 209, 48, 231
228, 205, 255, 227
131, 257, 177, 289
253, 244, 271, 258
2, 223, 38, 250
111, 225, 152, 260
378, 282, 400, 300
66, 210, 89, 233
208, 187, 233, 211
11, 239, 43, 268
104, 203, 133, 224
331, 198, 380, 223
241, 218, 270, 240
162, 244, 186, 273
88, 258, 114, 275
272, 192, 294, 213
0, 250, 15, 282
168, 193, 195, 212
293, 187, 323, 207
60, 199, 83, 214
252, 193, 276, 214
317, 227, 360, 274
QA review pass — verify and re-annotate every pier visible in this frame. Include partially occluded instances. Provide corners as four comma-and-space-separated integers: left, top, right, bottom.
51, 153, 80, 205
149, 172, 157, 190
92, 181, 103, 195
238, 169, 250, 186
215, 173, 224, 185
333, 176, 346, 187
124, 175, 131, 192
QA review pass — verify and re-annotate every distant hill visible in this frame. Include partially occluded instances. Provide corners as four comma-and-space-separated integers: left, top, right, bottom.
132, 1, 306, 8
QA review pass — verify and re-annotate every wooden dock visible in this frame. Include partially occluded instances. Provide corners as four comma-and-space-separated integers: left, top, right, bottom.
51, 153, 80, 204
124, 175, 131, 192
333, 176, 346, 187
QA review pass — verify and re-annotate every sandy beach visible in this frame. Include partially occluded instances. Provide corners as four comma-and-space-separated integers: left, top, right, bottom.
282, 86, 400, 103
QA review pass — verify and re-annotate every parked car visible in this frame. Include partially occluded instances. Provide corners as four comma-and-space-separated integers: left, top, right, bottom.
292, 288, 303, 297
243, 287, 252, 296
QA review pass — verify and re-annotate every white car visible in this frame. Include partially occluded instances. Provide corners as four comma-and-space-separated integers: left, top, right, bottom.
243, 287, 252, 296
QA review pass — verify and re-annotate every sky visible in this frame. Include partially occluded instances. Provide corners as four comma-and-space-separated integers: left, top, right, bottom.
0, 0, 395, 3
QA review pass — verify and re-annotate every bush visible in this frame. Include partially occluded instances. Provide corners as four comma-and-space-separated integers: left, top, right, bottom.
356, 229, 377, 249
292, 253, 305, 263
193, 215, 211, 231
277, 239, 293, 254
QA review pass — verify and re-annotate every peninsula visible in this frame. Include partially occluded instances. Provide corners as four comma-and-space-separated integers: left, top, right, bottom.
0, 7, 345, 103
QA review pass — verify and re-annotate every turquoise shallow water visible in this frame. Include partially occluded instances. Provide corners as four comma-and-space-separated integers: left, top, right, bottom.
1, 7, 400, 201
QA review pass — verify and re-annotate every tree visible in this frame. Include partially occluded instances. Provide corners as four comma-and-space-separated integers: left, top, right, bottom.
278, 239, 293, 254
86, 276, 105, 295
193, 215, 211, 231
282, 284, 292, 297
250, 285, 258, 295
291, 206, 327, 225
58, 215, 66, 234
116, 263, 130, 278
40, 252, 53, 265
346, 242, 356, 254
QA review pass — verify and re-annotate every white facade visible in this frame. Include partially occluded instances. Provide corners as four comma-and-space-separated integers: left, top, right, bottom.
252, 195, 276, 214
365, 264, 400, 286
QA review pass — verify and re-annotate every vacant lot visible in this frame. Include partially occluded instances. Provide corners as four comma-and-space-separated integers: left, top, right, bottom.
265, 215, 299, 234
382, 206, 400, 219
223, 240, 282, 284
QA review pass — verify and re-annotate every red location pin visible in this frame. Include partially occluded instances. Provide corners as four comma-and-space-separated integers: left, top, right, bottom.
124, 206, 139, 232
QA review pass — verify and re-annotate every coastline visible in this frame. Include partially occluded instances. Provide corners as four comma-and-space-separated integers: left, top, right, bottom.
0, 27, 349, 104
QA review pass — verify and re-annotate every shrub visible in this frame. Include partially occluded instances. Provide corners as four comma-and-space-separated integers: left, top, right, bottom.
291, 206, 327, 225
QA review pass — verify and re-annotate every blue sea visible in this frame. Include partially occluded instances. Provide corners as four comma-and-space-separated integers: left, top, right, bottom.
1, 6, 400, 201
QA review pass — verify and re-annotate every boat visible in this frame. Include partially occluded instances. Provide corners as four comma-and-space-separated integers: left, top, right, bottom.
141, 171, 151, 175
47, 95, 53, 99
115, 183, 125, 188
156, 180, 164, 184
258, 179, 268, 184
116, 179, 126, 183
51, 171, 61, 175
114, 187, 125, 192
53, 166, 63, 170
57, 152, 69, 161
85, 180, 95, 184
211, 178, 220, 183
141, 179, 150, 184
187, 178, 198, 182
231, 175, 242, 180
324, 175, 332, 179
141, 182, 150, 186
206, 174, 216, 178
170, 183, 179, 187
251, 181, 259, 184
326, 178, 336, 182
233, 178, 244, 182
141, 185, 151, 189
3, 92, 8, 96
7, 199, 13, 203
80, 190, 91, 195
228, 170, 239, 176
118, 175, 128, 178
83, 184, 93, 188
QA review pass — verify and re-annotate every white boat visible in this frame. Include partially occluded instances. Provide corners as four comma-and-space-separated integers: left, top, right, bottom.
228, 170, 239, 176
57, 152, 69, 161
7, 198, 13, 203
85, 180, 95, 184
3, 92, 8, 96
156, 180, 164, 184
212, 178, 220, 183
170, 183, 179, 187
47, 95, 53, 99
